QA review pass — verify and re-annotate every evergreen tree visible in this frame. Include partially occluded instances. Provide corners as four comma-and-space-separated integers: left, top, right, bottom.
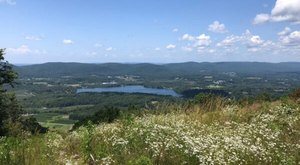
0, 48, 20, 135
0, 48, 47, 136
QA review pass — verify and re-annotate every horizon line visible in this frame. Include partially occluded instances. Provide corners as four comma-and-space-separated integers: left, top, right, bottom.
13, 61, 300, 66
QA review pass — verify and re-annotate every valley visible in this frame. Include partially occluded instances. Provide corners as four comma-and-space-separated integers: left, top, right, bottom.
11, 62, 300, 129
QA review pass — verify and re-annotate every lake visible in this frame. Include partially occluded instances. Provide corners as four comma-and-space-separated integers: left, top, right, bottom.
76, 85, 181, 97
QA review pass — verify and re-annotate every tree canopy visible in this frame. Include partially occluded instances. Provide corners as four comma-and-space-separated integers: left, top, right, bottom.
0, 48, 20, 135
0, 48, 47, 136
0, 49, 17, 87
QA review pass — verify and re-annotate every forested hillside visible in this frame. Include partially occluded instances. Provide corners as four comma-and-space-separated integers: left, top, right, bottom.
15, 62, 300, 78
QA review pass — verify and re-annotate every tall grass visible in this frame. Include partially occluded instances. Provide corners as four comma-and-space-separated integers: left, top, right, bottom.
0, 100, 299, 164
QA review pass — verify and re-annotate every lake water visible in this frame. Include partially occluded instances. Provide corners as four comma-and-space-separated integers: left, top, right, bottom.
76, 85, 181, 97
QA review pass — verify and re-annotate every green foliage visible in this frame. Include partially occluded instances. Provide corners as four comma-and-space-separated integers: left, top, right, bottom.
194, 93, 216, 104
193, 93, 227, 112
255, 93, 272, 102
0, 92, 23, 135
289, 87, 300, 103
129, 156, 153, 165
0, 132, 64, 165
0, 48, 46, 136
81, 121, 96, 164
20, 117, 48, 134
94, 106, 120, 123
0, 49, 17, 87
15, 61, 300, 108
0, 48, 20, 136
16, 62, 300, 79
72, 106, 120, 130
0, 97, 300, 164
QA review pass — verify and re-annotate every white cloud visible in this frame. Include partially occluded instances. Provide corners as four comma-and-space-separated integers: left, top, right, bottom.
7, 45, 31, 54
106, 47, 113, 51
217, 35, 241, 47
217, 30, 277, 53
253, 0, 300, 24
179, 29, 297, 56
242, 30, 270, 52
253, 14, 271, 24
63, 39, 74, 45
215, 28, 300, 56
25, 35, 42, 41
182, 34, 195, 41
248, 36, 264, 46
166, 44, 176, 49
172, 28, 179, 32
155, 47, 161, 51
278, 27, 291, 36
208, 21, 227, 33
195, 34, 212, 47
279, 30, 300, 46
180, 33, 212, 53
0, 0, 16, 5
7, 45, 46, 55
272, 0, 300, 23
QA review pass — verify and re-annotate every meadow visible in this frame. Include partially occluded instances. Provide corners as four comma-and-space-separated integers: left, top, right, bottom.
1, 97, 299, 165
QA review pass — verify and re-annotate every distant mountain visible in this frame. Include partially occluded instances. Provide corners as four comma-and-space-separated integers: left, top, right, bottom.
15, 62, 300, 78
14, 62, 170, 78
165, 62, 300, 74
13, 64, 34, 66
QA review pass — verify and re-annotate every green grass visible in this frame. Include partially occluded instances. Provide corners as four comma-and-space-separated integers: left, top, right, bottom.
33, 113, 61, 121
33, 112, 77, 131
1, 100, 300, 164
39, 122, 73, 131
52, 118, 77, 125
24, 105, 94, 114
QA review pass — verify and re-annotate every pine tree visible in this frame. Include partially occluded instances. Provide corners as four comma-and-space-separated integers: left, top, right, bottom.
0, 48, 47, 136
0, 48, 20, 135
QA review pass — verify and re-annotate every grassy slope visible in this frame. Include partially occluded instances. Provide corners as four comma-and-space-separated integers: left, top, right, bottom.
0, 101, 299, 165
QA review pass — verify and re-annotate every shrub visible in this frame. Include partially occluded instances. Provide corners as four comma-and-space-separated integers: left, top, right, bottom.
130, 156, 153, 165
289, 88, 300, 102
72, 106, 120, 130
193, 93, 227, 111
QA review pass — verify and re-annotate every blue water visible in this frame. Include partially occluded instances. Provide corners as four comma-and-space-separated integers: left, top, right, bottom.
76, 85, 181, 97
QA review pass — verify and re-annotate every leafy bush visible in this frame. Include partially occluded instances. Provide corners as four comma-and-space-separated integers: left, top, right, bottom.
72, 106, 120, 130
289, 88, 300, 102
20, 117, 48, 134
193, 93, 227, 111
130, 156, 153, 165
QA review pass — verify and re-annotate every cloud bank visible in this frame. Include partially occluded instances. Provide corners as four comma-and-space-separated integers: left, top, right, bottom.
253, 0, 300, 24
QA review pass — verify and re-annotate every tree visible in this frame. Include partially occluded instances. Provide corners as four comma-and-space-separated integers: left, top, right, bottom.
0, 48, 20, 135
72, 106, 120, 130
0, 48, 47, 136
0, 49, 17, 87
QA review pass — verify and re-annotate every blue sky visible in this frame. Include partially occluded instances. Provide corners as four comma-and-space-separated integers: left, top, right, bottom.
1, 0, 300, 63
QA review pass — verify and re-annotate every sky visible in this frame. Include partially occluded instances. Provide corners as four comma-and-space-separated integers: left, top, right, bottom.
0, 0, 300, 64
